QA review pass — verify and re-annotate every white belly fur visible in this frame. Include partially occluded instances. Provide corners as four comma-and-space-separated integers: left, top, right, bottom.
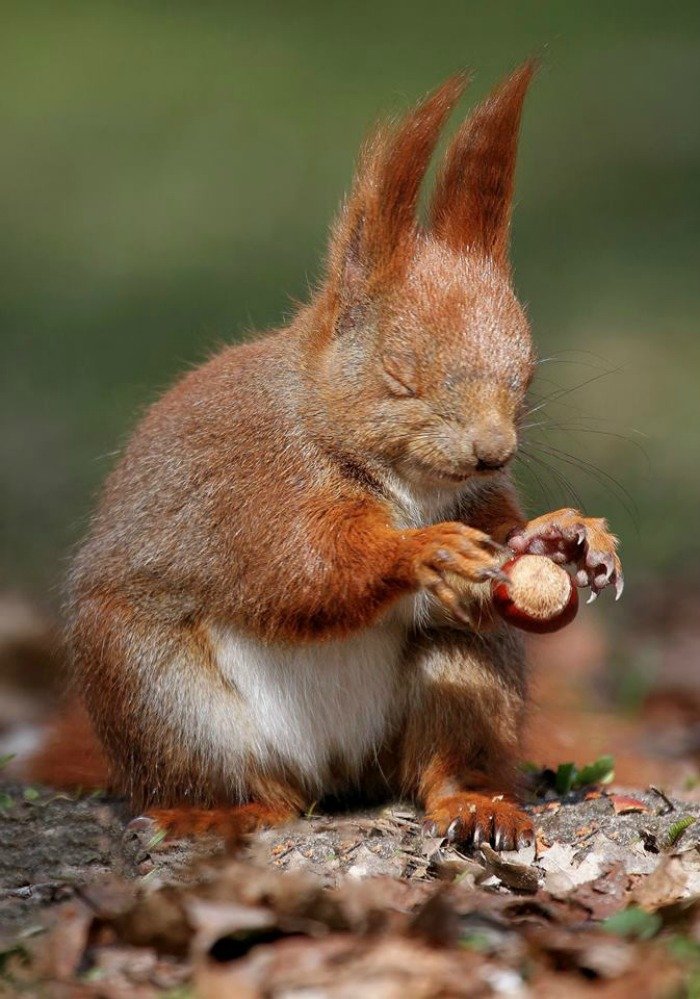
212, 616, 408, 790
207, 475, 476, 791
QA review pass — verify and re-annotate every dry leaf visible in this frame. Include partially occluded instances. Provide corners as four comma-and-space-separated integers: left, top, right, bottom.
480, 844, 540, 893
633, 856, 690, 910
610, 795, 650, 816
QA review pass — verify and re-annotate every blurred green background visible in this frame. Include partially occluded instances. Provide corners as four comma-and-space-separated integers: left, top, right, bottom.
2, 1, 699, 604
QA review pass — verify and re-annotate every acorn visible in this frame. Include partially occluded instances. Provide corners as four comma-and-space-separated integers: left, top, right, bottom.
491, 554, 578, 634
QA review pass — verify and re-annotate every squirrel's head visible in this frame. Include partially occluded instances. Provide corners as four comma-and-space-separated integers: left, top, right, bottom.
306, 64, 536, 490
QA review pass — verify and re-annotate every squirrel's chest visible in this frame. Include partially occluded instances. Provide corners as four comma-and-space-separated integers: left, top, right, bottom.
212, 619, 408, 787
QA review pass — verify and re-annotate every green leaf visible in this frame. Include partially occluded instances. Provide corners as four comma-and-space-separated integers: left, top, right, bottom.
555, 762, 577, 795
519, 761, 541, 774
0, 753, 16, 771
0, 793, 13, 812
22, 787, 40, 802
666, 815, 696, 849
574, 755, 615, 788
667, 934, 700, 963
603, 906, 662, 940
459, 931, 494, 953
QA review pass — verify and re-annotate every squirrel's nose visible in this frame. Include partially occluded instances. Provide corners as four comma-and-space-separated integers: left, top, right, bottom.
473, 425, 516, 471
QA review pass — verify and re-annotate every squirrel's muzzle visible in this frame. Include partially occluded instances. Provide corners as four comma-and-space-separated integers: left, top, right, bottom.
472, 423, 517, 472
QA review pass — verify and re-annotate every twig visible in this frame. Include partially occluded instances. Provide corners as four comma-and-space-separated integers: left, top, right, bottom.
648, 785, 675, 816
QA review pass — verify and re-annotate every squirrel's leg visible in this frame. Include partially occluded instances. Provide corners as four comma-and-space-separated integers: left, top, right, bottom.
67, 587, 308, 839
25, 681, 304, 848
225, 500, 506, 643
398, 626, 534, 851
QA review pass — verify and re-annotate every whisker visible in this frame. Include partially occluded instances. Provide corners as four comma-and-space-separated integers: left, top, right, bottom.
525, 366, 622, 418
514, 452, 565, 510
536, 424, 651, 470
529, 441, 639, 526
518, 447, 586, 510
521, 414, 651, 469
534, 348, 619, 369
513, 452, 553, 507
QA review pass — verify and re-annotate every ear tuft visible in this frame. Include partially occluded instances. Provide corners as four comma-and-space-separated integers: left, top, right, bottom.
430, 60, 537, 266
325, 72, 469, 320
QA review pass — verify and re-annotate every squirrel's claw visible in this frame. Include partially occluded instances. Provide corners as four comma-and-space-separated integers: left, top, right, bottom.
478, 566, 511, 586
510, 510, 623, 602
423, 793, 533, 853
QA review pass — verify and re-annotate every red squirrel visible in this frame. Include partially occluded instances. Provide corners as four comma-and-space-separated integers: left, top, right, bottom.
36, 63, 623, 850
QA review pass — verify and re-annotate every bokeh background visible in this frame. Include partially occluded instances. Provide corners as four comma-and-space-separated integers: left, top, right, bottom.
1, 0, 699, 743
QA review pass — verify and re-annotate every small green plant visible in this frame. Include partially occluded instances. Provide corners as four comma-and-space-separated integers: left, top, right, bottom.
665, 815, 696, 850
555, 755, 615, 795
460, 931, 494, 953
603, 905, 662, 941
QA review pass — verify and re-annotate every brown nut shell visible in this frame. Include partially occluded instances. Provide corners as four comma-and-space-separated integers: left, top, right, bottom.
492, 554, 578, 634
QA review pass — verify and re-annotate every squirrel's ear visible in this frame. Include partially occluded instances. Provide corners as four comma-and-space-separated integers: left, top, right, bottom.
429, 61, 536, 267
325, 73, 468, 324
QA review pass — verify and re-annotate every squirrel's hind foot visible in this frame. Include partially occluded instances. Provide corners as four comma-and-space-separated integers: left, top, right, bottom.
127, 802, 297, 849
423, 791, 533, 852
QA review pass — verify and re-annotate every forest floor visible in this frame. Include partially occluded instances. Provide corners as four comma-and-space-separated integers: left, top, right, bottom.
1, 578, 700, 997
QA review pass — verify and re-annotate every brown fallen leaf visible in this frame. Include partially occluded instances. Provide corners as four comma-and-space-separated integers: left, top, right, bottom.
110, 886, 194, 957
525, 923, 635, 980
186, 898, 279, 960
633, 855, 690, 910
430, 855, 484, 885
609, 795, 650, 816
196, 933, 491, 999
570, 863, 630, 920
480, 843, 540, 893
35, 900, 94, 982
408, 887, 461, 946
536, 833, 551, 856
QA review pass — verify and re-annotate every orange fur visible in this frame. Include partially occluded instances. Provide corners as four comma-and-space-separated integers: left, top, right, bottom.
141, 803, 298, 848
27, 64, 622, 848
26, 700, 110, 790
431, 61, 537, 265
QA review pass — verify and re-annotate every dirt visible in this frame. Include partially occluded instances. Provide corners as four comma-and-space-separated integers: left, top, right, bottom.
3, 585, 700, 994
2, 780, 700, 996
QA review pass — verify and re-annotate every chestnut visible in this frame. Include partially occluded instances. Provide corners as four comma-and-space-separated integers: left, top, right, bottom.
491, 554, 578, 634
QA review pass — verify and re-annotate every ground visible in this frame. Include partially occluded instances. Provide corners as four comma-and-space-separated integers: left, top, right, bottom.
2, 780, 700, 996
2, 584, 700, 996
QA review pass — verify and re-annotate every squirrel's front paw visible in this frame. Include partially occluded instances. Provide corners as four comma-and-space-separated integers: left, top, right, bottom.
404, 522, 506, 624
508, 508, 623, 602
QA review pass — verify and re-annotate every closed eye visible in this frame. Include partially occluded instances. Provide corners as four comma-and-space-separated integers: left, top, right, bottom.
383, 369, 416, 398
382, 352, 418, 398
